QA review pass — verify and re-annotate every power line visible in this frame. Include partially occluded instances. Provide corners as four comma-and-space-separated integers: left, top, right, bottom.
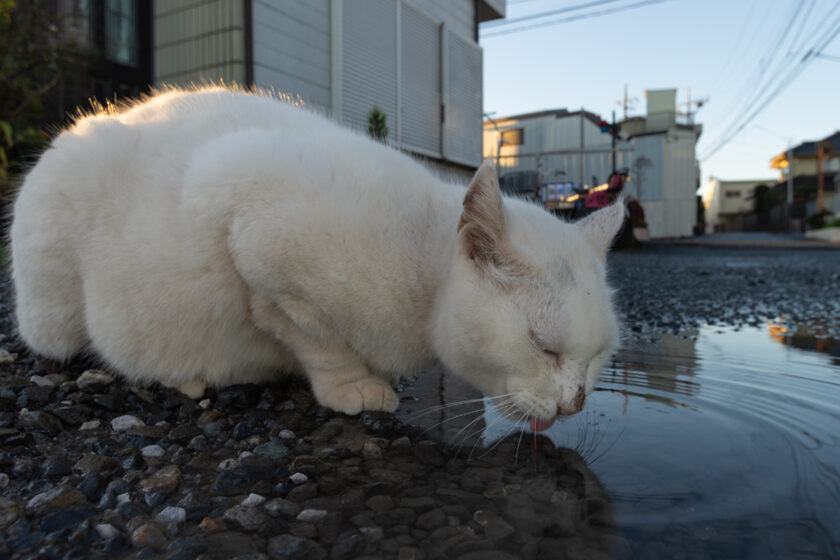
481, 0, 623, 29
699, 10, 840, 161
480, 0, 676, 38
705, 0, 807, 150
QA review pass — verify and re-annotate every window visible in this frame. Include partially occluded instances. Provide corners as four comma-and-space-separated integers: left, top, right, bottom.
501, 128, 524, 146
725, 191, 741, 198
105, 0, 138, 67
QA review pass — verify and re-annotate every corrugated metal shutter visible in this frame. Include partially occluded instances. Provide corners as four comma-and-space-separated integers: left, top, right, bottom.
341, 0, 397, 135
399, 3, 441, 157
443, 29, 482, 167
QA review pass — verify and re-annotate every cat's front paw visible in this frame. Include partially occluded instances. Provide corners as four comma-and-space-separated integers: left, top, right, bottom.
318, 376, 398, 416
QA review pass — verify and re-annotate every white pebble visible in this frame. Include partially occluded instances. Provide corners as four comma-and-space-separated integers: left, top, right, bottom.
156, 506, 186, 523
0, 350, 15, 364
238, 451, 255, 461
241, 493, 266, 507
198, 398, 211, 409
95, 523, 120, 540
110, 414, 144, 432
79, 420, 101, 431
296, 509, 327, 522
29, 375, 55, 387
289, 472, 308, 484
277, 429, 296, 440
141, 444, 166, 458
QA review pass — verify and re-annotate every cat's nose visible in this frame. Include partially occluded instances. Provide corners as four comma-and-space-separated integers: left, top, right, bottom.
556, 386, 586, 416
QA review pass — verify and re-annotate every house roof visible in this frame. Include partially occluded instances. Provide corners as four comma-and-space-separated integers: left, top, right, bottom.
771, 130, 840, 168
484, 108, 605, 128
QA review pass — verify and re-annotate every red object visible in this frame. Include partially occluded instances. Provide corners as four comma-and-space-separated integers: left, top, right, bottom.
529, 417, 555, 432
584, 190, 609, 209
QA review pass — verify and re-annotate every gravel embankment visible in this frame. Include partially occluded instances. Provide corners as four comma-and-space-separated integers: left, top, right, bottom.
1, 242, 838, 560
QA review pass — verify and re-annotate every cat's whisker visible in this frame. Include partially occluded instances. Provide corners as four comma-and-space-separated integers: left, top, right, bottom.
477, 406, 529, 460
513, 404, 534, 465
416, 406, 487, 440
446, 410, 489, 455
402, 393, 518, 421
467, 405, 516, 461
444, 397, 518, 453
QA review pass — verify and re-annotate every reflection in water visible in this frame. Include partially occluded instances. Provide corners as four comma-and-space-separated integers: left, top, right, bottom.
398, 325, 840, 559
769, 321, 840, 366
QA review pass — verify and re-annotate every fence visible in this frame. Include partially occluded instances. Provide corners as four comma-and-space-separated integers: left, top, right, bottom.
494, 147, 634, 190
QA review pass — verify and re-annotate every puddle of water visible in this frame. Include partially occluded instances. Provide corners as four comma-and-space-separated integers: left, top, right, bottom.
396, 324, 840, 559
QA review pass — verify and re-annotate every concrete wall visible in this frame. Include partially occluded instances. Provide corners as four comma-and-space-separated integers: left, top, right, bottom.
154, 0, 246, 86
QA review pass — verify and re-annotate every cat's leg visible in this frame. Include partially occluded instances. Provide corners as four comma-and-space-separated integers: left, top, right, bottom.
250, 294, 397, 415
11, 203, 87, 360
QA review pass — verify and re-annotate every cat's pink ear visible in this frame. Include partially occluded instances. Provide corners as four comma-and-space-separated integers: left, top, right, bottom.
458, 160, 531, 277
576, 198, 626, 258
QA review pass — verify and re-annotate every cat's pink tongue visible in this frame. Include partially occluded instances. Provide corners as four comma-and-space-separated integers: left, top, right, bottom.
529, 417, 555, 432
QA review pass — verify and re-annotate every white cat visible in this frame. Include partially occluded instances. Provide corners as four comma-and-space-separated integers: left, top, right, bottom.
11, 87, 623, 421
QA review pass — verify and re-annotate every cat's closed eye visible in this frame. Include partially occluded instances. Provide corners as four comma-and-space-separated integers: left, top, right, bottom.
529, 329, 562, 367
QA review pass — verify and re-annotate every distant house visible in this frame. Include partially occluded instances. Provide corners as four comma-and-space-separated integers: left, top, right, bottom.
770, 131, 840, 181
153, 0, 507, 178
769, 131, 840, 217
484, 88, 702, 239
483, 108, 630, 189
699, 178, 772, 233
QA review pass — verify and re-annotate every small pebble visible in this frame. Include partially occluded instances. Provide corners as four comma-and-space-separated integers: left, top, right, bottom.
218, 458, 238, 470
79, 419, 101, 431
289, 472, 308, 484
277, 429, 296, 440
296, 509, 327, 523
95, 523, 120, 540
156, 505, 187, 523
29, 375, 55, 387
198, 398, 211, 409
76, 370, 115, 391
111, 414, 144, 432
0, 473, 9, 488
241, 493, 266, 507
141, 445, 166, 458
0, 350, 14, 364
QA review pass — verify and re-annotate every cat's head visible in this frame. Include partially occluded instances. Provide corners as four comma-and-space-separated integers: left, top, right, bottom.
433, 161, 624, 422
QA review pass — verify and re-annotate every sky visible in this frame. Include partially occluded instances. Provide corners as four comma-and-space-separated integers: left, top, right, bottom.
479, 0, 840, 187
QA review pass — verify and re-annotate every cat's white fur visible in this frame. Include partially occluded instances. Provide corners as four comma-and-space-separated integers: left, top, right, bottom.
11, 87, 623, 420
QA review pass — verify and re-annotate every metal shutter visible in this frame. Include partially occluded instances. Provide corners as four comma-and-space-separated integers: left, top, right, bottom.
399, 3, 441, 157
443, 28, 482, 167
341, 0, 398, 136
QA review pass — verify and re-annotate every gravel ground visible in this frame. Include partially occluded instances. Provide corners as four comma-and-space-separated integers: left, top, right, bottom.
1, 241, 838, 560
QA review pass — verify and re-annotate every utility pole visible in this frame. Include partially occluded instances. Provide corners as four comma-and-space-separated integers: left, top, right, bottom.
611, 109, 617, 173
817, 142, 825, 213
787, 146, 794, 231
579, 108, 584, 186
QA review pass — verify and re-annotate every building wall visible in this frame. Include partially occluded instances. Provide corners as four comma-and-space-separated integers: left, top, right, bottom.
154, 0, 246, 86
485, 113, 625, 187
700, 178, 773, 233
252, 0, 331, 109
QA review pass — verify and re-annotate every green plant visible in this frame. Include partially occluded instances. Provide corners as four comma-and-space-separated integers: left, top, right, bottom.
806, 210, 833, 229
823, 217, 840, 229
0, 0, 88, 195
367, 107, 388, 141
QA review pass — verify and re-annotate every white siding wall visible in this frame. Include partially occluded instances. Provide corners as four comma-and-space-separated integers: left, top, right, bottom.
252, 0, 331, 109
154, 0, 246, 86
339, 0, 483, 168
